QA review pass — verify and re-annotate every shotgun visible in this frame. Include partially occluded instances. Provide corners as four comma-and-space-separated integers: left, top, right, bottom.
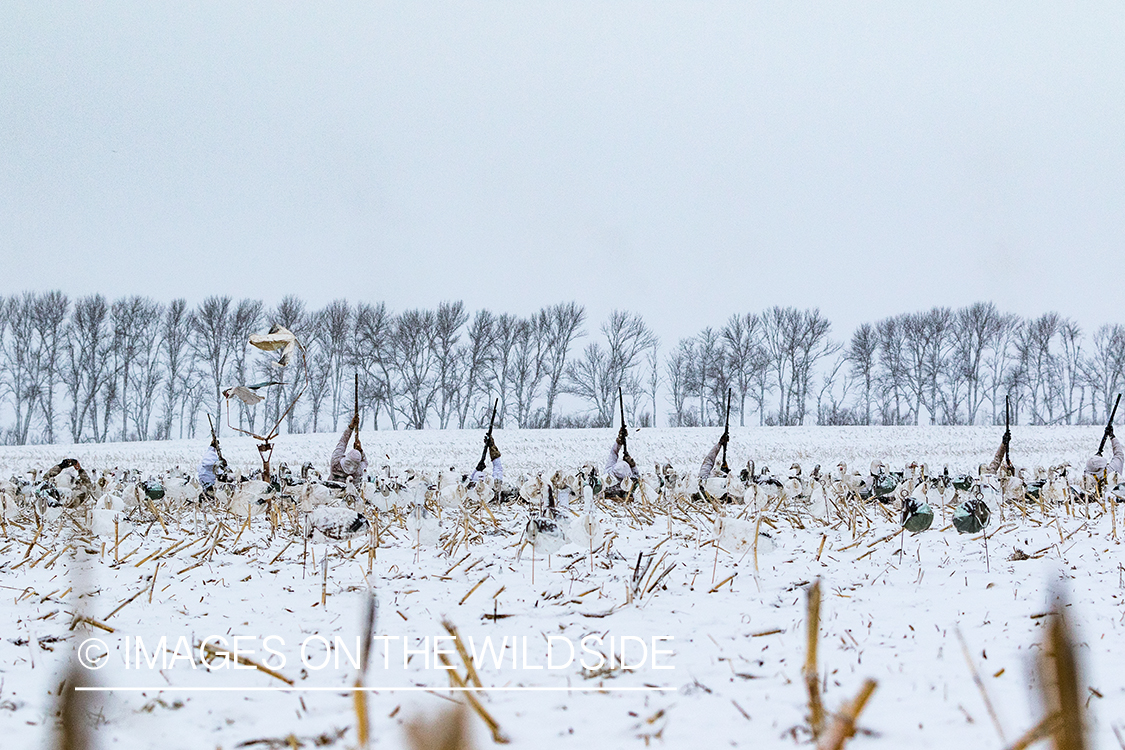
721, 388, 732, 473
618, 387, 628, 457
206, 413, 225, 465
476, 399, 499, 472
1003, 395, 1012, 470
1098, 393, 1121, 456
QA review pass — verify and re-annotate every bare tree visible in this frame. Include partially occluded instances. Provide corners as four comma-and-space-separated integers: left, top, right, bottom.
432, 301, 468, 428
61, 295, 112, 442
901, 308, 952, 424
721, 312, 761, 427
353, 302, 398, 430
1058, 319, 1084, 424
762, 307, 797, 425
157, 299, 191, 439
983, 312, 1022, 424
0, 294, 42, 444
181, 366, 209, 438
394, 309, 438, 429
762, 307, 833, 425
747, 343, 773, 427
565, 310, 657, 426
306, 348, 332, 433
790, 311, 837, 425
665, 338, 694, 427
127, 299, 165, 440
189, 296, 236, 436
0, 300, 7, 438
846, 323, 878, 425
816, 351, 856, 425
509, 317, 547, 428
489, 314, 520, 427
1084, 324, 1125, 423
110, 297, 149, 440
108, 296, 164, 439
643, 339, 661, 427
696, 327, 722, 426
875, 316, 908, 425
539, 302, 585, 428
1015, 313, 1063, 425
456, 309, 496, 428
948, 303, 1006, 425
226, 299, 264, 433
262, 294, 308, 434
304, 300, 349, 432
32, 291, 69, 443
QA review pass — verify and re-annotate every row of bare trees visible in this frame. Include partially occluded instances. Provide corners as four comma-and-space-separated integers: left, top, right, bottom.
4, 294, 1125, 443
0, 292, 650, 443
669, 302, 1125, 428
666, 307, 836, 427
837, 303, 1115, 426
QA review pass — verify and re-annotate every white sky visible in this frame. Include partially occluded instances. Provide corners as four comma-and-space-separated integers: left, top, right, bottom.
2, 3, 1123, 347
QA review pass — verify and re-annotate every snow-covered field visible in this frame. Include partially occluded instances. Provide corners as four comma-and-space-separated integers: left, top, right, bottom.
2, 427, 1123, 749
0, 425, 1111, 480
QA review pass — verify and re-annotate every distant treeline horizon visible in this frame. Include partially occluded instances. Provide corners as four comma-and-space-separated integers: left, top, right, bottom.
0, 292, 1120, 446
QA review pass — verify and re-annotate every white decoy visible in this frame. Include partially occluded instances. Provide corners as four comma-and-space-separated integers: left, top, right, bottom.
567, 485, 603, 549
405, 503, 441, 547
756, 466, 784, 503
163, 474, 201, 506
784, 463, 806, 501
306, 505, 369, 543
808, 478, 830, 519
525, 514, 565, 556
704, 474, 730, 501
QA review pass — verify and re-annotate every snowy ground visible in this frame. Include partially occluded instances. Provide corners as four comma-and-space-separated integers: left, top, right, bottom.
2, 427, 1124, 749
0, 425, 1111, 480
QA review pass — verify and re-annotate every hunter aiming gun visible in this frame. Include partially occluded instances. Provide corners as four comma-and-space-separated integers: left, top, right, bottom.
207, 413, 225, 465
618, 387, 629, 458
206, 413, 230, 480
477, 399, 499, 472
351, 372, 364, 454
1098, 393, 1122, 456
721, 389, 732, 474
1001, 395, 1013, 473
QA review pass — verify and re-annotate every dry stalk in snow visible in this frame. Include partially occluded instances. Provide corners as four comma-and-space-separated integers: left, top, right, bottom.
434, 635, 508, 744
198, 640, 294, 686
52, 661, 91, 750
816, 678, 877, 750
405, 705, 476, 750
1037, 592, 1086, 750
442, 619, 483, 688
1004, 713, 1060, 750
804, 578, 825, 738
353, 591, 378, 750
955, 627, 1007, 744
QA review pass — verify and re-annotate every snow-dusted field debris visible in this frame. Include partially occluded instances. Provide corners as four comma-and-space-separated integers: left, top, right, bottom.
2, 427, 1124, 749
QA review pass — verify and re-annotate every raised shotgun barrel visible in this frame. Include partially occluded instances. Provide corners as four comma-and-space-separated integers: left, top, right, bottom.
206, 413, 225, 464
1098, 393, 1122, 456
721, 388, 732, 473
618, 387, 628, 457
477, 399, 499, 471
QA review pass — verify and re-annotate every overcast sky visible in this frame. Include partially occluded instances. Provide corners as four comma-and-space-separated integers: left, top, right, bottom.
2, 3, 1123, 347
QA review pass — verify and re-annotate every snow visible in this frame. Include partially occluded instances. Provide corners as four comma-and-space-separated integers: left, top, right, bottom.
2, 427, 1123, 749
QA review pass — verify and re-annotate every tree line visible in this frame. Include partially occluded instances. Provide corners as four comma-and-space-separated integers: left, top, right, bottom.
0, 293, 1121, 444
671, 302, 1122, 428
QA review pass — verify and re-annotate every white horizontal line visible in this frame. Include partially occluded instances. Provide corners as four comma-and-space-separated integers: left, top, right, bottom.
75, 685, 676, 693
